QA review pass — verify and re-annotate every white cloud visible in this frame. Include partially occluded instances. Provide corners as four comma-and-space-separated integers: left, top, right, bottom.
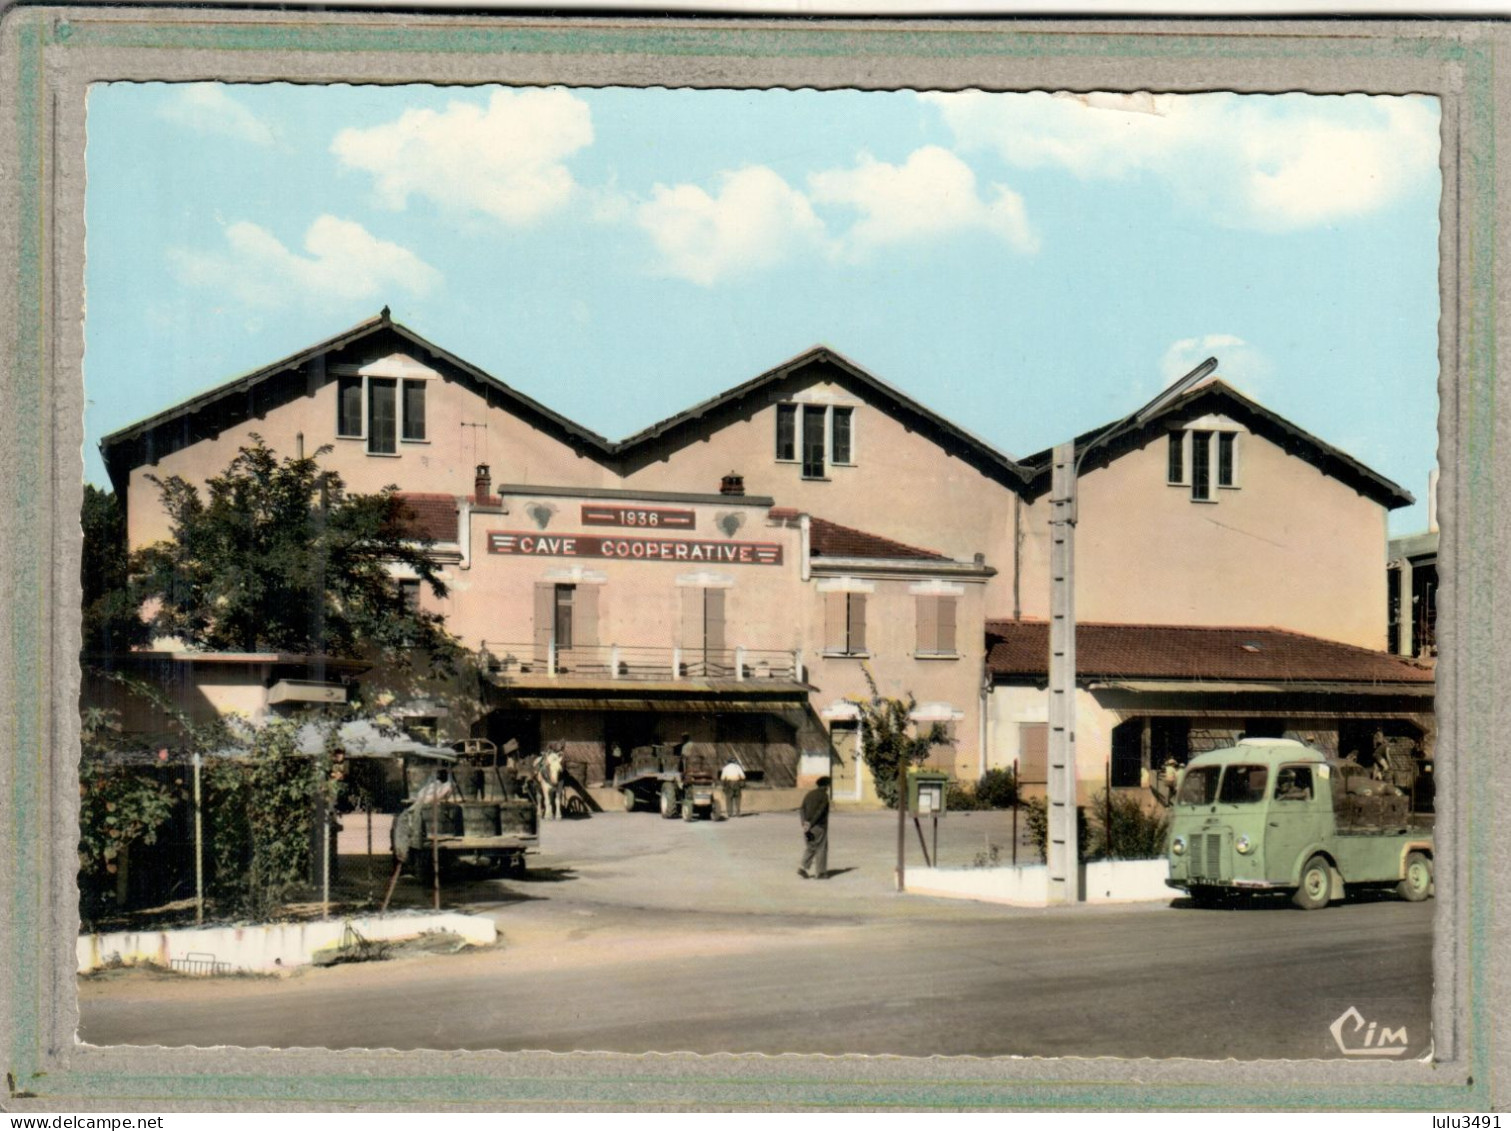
635, 166, 826, 286
157, 84, 274, 146
331, 88, 593, 225
808, 146, 1038, 255
636, 147, 1039, 284
922, 91, 1439, 231
168, 215, 441, 308
1161, 333, 1269, 393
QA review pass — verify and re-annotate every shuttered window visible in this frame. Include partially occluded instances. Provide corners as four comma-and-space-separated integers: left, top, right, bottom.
916, 595, 957, 656
1019, 722, 1048, 785
824, 592, 866, 654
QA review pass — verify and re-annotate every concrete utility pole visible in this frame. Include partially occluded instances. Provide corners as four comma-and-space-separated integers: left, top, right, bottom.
1046, 441, 1079, 904
1045, 357, 1219, 905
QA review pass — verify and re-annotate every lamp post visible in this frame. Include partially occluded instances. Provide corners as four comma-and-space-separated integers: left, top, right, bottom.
1045, 357, 1218, 905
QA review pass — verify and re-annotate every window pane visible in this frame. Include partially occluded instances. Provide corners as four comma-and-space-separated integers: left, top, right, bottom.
554, 584, 574, 650
1217, 764, 1268, 805
802, 406, 826, 477
775, 404, 797, 460
1217, 432, 1235, 486
1167, 432, 1183, 483
832, 407, 853, 464
402, 380, 426, 441
338, 376, 363, 437
368, 379, 397, 454
398, 579, 420, 613
1190, 430, 1211, 500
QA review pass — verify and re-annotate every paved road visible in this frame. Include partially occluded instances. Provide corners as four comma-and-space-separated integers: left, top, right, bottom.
78, 811, 1434, 1059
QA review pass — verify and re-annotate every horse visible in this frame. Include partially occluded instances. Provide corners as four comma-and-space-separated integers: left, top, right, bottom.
534, 748, 566, 821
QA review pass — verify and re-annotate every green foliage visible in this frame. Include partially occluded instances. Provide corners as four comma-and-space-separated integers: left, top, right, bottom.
1091, 790, 1171, 860
133, 437, 459, 671
204, 717, 344, 921
77, 722, 184, 870
944, 767, 1018, 812
1022, 791, 1170, 862
81, 486, 149, 654
851, 666, 952, 810
1021, 797, 1092, 863
945, 780, 982, 810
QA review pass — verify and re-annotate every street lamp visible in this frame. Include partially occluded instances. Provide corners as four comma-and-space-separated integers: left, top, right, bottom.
1045, 356, 1218, 904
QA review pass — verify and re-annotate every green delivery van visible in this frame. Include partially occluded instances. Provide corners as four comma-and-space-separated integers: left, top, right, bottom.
1166, 738, 1434, 910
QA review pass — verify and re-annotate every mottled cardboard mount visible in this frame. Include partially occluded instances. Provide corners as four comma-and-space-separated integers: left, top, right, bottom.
0, 9, 1504, 1111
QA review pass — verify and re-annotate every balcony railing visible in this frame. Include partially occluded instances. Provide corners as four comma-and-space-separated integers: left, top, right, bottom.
477, 641, 805, 683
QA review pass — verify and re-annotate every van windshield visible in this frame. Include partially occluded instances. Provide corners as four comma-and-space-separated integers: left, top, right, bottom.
1176, 766, 1220, 805
1217, 764, 1269, 805
1175, 763, 1271, 806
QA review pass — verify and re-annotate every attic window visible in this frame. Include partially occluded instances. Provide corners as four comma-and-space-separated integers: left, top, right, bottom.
776, 402, 856, 477
1168, 426, 1240, 500
336, 374, 428, 453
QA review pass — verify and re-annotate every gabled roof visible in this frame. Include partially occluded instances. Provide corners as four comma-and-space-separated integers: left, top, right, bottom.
610, 344, 1031, 490
808, 517, 948, 561
100, 311, 616, 495
985, 620, 1435, 686
1016, 379, 1414, 510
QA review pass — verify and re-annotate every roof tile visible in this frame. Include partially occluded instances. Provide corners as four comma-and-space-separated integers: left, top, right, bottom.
984, 621, 1434, 684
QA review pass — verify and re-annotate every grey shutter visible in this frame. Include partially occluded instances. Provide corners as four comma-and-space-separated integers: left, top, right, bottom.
681, 587, 702, 652
916, 595, 938, 654
533, 584, 554, 666
704, 588, 726, 658
1019, 723, 1048, 784
825, 592, 845, 653
575, 584, 599, 650
937, 596, 956, 655
848, 593, 867, 654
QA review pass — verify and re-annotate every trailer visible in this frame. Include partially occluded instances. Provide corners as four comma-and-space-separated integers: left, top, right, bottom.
392, 739, 540, 881
613, 743, 723, 821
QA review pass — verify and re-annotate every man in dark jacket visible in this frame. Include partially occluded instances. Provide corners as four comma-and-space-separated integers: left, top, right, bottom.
798, 776, 831, 879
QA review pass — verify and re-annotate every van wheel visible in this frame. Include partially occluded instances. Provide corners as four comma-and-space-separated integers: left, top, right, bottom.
1397, 851, 1433, 902
1292, 855, 1332, 910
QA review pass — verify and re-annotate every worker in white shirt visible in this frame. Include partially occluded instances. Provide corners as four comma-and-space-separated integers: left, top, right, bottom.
719, 758, 747, 818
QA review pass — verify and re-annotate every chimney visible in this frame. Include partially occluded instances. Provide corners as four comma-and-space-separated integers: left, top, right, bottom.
720, 472, 745, 496
474, 464, 493, 505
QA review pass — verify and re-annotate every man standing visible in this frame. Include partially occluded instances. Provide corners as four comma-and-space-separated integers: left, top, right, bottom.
719, 757, 747, 818
798, 775, 831, 879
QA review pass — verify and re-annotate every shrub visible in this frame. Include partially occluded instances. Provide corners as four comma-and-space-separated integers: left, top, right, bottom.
1091, 790, 1170, 860
1021, 797, 1091, 863
974, 767, 1018, 809
946, 780, 983, 811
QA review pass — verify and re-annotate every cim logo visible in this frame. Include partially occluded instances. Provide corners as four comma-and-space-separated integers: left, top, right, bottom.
1330, 1006, 1409, 1057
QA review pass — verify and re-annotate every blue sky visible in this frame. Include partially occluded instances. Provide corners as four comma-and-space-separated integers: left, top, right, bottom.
84, 84, 1441, 532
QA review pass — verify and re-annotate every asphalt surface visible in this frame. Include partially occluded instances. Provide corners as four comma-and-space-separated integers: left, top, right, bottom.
77, 809, 1435, 1059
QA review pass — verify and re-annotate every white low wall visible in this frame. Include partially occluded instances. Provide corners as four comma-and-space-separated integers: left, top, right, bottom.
77, 912, 497, 974
906, 859, 1171, 907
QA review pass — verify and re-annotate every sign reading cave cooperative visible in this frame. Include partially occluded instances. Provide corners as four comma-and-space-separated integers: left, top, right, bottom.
488, 530, 783, 565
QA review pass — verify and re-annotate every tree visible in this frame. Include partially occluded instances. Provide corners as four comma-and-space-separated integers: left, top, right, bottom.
133, 437, 458, 672
851, 666, 952, 809
81, 485, 150, 655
